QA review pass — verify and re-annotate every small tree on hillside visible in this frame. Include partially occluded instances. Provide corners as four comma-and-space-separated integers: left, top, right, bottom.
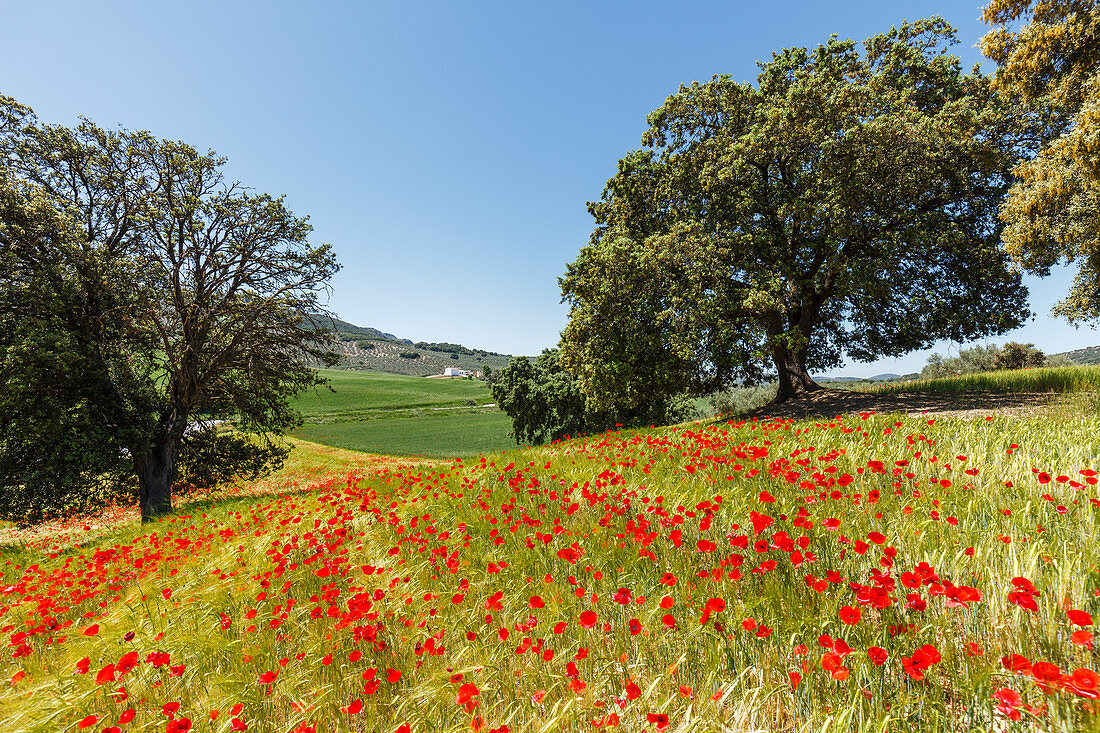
0, 95, 339, 522
921, 341, 1047, 378
491, 349, 694, 445
560, 19, 1033, 407
993, 341, 1046, 370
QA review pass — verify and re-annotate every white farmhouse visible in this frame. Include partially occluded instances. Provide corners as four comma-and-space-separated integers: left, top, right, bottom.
443, 367, 470, 377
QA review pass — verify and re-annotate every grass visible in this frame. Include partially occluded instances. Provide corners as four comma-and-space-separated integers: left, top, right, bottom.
293, 370, 494, 419
290, 411, 516, 458
288, 369, 518, 458
4, 373, 1100, 732
0, 438, 435, 552
857, 364, 1100, 395
2, 399, 1099, 732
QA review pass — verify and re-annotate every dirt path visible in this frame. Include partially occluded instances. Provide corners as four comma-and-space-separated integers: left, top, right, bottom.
735, 388, 1060, 421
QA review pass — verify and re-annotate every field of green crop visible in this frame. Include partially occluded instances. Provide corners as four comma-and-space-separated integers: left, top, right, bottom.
289, 370, 517, 457
291, 411, 515, 458
293, 370, 493, 417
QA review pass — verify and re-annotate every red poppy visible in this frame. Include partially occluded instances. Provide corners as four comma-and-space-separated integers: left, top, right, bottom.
579, 610, 597, 629
1070, 668, 1099, 693
1032, 661, 1061, 682
96, 664, 116, 685
456, 682, 481, 704
1068, 609, 1094, 626
645, 713, 669, 730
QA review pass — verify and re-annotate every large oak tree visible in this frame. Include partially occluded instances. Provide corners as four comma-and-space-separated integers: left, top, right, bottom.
0, 96, 338, 522
560, 19, 1031, 406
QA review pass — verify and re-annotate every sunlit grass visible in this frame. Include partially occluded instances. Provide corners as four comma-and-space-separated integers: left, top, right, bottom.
0, 408, 1098, 732
859, 364, 1100, 395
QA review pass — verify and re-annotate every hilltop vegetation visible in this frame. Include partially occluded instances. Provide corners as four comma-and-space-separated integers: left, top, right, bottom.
1059, 346, 1100, 366
312, 316, 513, 377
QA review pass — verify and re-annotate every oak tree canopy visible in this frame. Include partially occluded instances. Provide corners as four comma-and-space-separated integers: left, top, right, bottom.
560, 19, 1031, 406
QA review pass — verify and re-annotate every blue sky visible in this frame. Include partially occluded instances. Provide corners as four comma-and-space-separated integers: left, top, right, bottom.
3, 1, 1091, 376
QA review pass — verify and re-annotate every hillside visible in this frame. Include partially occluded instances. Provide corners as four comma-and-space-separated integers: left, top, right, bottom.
1056, 344, 1100, 365
310, 315, 515, 376
5, 397, 1100, 732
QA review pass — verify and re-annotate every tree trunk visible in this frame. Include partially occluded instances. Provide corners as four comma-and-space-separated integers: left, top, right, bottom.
134, 435, 177, 522
772, 341, 822, 402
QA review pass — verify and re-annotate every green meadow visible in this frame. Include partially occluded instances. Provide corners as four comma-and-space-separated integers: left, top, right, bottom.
288, 369, 517, 457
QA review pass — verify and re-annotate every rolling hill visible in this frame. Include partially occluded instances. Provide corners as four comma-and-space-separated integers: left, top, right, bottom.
309, 315, 516, 376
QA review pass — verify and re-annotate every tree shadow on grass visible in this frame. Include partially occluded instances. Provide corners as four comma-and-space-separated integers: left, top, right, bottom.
729, 388, 1063, 422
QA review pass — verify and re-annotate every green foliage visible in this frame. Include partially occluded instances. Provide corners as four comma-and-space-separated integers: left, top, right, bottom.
981, 1, 1100, 321
871, 363, 1100, 395
707, 383, 779, 418
173, 429, 289, 495
922, 345, 1000, 379
413, 341, 499, 357
0, 94, 338, 521
398, 351, 420, 359
921, 341, 1050, 379
490, 349, 694, 446
1057, 345, 1100, 365
993, 341, 1047, 370
491, 350, 596, 445
561, 19, 1031, 405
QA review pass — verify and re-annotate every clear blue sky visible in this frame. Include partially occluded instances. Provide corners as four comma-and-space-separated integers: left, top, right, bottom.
3, 1, 1091, 376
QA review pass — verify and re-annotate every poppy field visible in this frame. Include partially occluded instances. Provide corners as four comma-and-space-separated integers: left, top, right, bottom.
1, 408, 1098, 732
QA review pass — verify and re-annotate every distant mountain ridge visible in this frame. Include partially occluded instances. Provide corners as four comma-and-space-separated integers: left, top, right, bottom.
320, 316, 412, 345
816, 373, 910, 382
